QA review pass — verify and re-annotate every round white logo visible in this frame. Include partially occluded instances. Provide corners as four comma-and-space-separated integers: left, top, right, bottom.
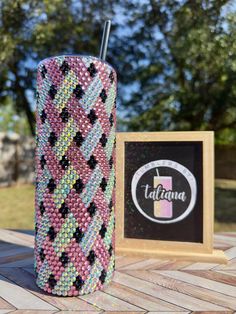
131, 159, 197, 224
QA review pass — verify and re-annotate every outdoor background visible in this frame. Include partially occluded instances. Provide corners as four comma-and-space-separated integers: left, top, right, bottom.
0, 0, 235, 231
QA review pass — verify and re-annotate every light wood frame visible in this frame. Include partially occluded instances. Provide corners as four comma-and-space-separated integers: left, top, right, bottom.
115, 131, 227, 263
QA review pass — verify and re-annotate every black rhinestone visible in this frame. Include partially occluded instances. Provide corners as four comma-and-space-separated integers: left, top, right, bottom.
73, 84, 84, 100
74, 275, 84, 291
59, 155, 70, 170
73, 131, 84, 147
36, 92, 40, 103
109, 200, 113, 211
87, 155, 97, 169
60, 107, 70, 123
100, 177, 107, 192
73, 178, 84, 194
48, 226, 56, 241
99, 224, 107, 239
87, 250, 96, 265
59, 202, 69, 219
48, 274, 57, 289
109, 156, 113, 168
40, 109, 47, 123
100, 133, 107, 147
109, 113, 114, 126
47, 178, 56, 193
48, 132, 57, 147
59, 252, 69, 267
39, 201, 45, 215
87, 63, 97, 77
48, 84, 57, 100
87, 202, 96, 217
100, 89, 107, 103
99, 269, 107, 284
41, 65, 47, 79
40, 155, 46, 169
87, 109, 97, 125
35, 225, 38, 235
60, 60, 70, 75
73, 227, 84, 243
40, 248, 45, 262
109, 71, 114, 83
108, 244, 113, 256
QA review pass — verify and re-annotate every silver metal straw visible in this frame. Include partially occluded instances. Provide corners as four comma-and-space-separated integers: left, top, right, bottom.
99, 20, 111, 61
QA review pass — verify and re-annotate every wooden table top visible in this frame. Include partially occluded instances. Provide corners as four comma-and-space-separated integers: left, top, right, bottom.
0, 229, 235, 314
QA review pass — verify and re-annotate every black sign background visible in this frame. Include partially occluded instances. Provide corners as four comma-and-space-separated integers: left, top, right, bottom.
124, 141, 203, 243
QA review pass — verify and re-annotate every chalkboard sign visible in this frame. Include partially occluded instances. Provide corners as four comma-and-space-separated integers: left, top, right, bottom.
116, 132, 227, 263
125, 141, 203, 243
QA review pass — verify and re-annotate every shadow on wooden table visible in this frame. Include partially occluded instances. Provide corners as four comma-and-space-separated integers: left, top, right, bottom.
0, 237, 48, 296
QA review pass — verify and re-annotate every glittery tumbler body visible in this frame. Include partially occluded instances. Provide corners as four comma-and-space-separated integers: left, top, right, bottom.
34, 55, 116, 296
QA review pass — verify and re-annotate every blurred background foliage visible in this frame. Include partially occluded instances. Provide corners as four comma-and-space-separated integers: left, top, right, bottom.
0, 0, 236, 142
0, 0, 235, 230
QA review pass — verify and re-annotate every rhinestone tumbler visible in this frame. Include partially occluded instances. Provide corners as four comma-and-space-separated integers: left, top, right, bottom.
34, 55, 116, 296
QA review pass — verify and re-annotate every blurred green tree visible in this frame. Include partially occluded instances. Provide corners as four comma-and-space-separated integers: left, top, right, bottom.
116, 0, 236, 144
0, 0, 236, 143
0, 103, 30, 135
0, 0, 116, 136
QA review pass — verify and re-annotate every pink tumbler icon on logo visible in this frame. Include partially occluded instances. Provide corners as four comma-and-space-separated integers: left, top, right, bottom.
153, 169, 173, 218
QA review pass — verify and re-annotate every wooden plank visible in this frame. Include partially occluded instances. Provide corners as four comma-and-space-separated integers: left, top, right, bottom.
149, 260, 192, 270
218, 232, 236, 238
54, 312, 102, 314
113, 271, 226, 311
182, 262, 219, 270
157, 270, 236, 298
127, 270, 236, 310
0, 247, 33, 261
118, 258, 163, 270
80, 289, 144, 312
9, 311, 56, 314
214, 234, 236, 246
4, 230, 34, 243
0, 230, 33, 247
214, 257, 236, 271
213, 244, 232, 251
102, 312, 145, 314
118, 258, 191, 271
22, 267, 34, 275
115, 256, 146, 269
0, 274, 56, 310
224, 247, 236, 260
0, 298, 14, 311
0, 268, 99, 311
0, 251, 33, 265
146, 312, 190, 314
0, 257, 34, 268
184, 270, 236, 286
192, 312, 233, 314
103, 281, 184, 311
0, 310, 14, 314
216, 270, 236, 277
0, 243, 25, 256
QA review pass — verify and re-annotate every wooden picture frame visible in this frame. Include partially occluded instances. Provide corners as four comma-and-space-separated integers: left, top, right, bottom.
115, 131, 227, 263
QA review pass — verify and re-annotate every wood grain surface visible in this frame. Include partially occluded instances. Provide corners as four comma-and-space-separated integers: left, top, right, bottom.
0, 229, 235, 313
